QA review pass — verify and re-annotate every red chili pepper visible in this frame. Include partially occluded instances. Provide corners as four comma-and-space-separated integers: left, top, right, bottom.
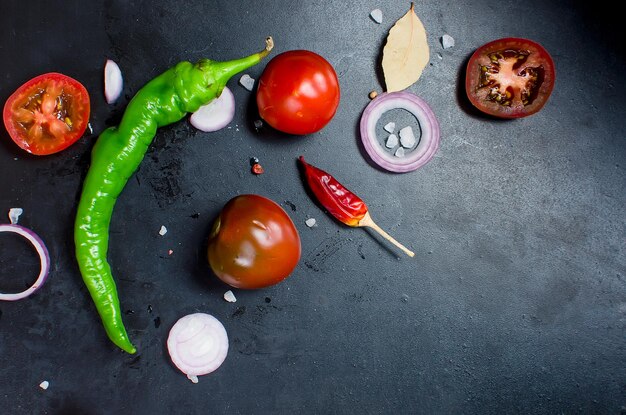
299, 156, 415, 258
299, 156, 368, 227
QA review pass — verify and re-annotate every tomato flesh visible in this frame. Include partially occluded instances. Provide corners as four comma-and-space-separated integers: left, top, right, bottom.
207, 194, 301, 289
256, 50, 340, 135
3, 73, 90, 155
465, 38, 555, 118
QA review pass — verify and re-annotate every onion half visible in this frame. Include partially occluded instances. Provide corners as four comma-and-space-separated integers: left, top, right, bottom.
167, 313, 229, 383
189, 86, 235, 132
360, 92, 440, 173
0, 223, 50, 301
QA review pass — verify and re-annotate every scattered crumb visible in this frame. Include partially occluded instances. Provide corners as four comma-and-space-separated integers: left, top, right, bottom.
251, 163, 264, 175
368, 90, 378, 99
370, 8, 383, 24
168, 249, 174, 255
385, 134, 398, 149
437, 53, 443, 60
394, 147, 405, 158
305, 218, 317, 228
384, 122, 396, 133
441, 34, 455, 49
39, 381, 49, 390
159, 225, 167, 236
239, 74, 255, 91
223, 290, 237, 303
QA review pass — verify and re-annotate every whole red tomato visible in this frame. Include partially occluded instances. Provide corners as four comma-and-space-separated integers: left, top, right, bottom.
207, 194, 301, 289
3, 73, 90, 155
465, 38, 555, 118
256, 50, 340, 135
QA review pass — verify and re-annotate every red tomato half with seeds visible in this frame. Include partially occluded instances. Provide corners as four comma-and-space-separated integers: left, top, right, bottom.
465, 38, 555, 118
3, 73, 90, 155
256, 50, 340, 135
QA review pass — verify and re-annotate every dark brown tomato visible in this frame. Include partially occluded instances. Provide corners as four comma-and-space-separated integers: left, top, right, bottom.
465, 38, 555, 118
207, 194, 301, 289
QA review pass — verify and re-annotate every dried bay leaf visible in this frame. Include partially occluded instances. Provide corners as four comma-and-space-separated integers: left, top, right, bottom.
382, 3, 430, 92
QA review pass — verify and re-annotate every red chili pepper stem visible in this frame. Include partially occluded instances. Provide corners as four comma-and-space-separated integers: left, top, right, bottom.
358, 211, 415, 258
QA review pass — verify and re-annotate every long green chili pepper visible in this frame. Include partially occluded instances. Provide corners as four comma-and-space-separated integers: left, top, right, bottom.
75, 37, 274, 354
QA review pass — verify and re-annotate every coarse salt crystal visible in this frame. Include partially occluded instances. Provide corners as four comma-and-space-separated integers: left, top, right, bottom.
223, 290, 237, 303
239, 74, 255, 91
385, 134, 398, 149
395, 147, 405, 158
370, 9, 383, 24
159, 225, 168, 236
8, 208, 23, 225
441, 34, 455, 49
384, 122, 396, 133
399, 126, 416, 148
39, 381, 49, 390
305, 218, 317, 227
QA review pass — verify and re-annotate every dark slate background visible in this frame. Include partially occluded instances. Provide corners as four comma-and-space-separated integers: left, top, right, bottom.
0, 1, 624, 414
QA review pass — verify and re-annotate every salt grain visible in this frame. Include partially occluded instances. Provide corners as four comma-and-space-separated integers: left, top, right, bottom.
441, 34, 455, 49
159, 225, 167, 236
384, 122, 396, 133
223, 290, 237, 303
395, 147, 405, 158
239, 74, 255, 91
385, 134, 398, 149
8, 208, 23, 225
399, 126, 416, 148
305, 218, 317, 228
39, 381, 49, 390
370, 9, 383, 24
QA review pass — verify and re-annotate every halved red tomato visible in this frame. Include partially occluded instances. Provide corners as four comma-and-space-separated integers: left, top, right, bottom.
3, 73, 90, 155
465, 38, 555, 118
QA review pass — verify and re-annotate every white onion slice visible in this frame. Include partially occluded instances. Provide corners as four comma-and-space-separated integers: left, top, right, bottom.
104, 59, 123, 104
0, 223, 50, 301
189, 86, 235, 132
167, 313, 229, 382
360, 92, 440, 173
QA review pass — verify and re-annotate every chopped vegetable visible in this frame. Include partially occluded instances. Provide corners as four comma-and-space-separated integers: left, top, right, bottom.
239, 74, 255, 91
223, 290, 237, 303
3, 73, 91, 155
360, 91, 439, 173
299, 157, 414, 257
381, 3, 430, 92
441, 34, 455, 49
0, 210, 50, 301
370, 9, 383, 24
104, 59, 123, 104
167, 313, 229, 383
74, 37, 274, 354
189, 86, 235, 132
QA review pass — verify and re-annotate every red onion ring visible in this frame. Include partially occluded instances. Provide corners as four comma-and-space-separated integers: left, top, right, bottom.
189, 86, 236, 132
167, 313, 229, 383
0, 223, 50, 301
360, 92, 440, 173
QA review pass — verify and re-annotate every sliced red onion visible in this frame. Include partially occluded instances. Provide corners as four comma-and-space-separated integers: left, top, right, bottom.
104, 59, 123, 104
0, 214, 50, 301
167, 313, 229, 383
189, 86, 235, 132
360, 92, 440, 173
